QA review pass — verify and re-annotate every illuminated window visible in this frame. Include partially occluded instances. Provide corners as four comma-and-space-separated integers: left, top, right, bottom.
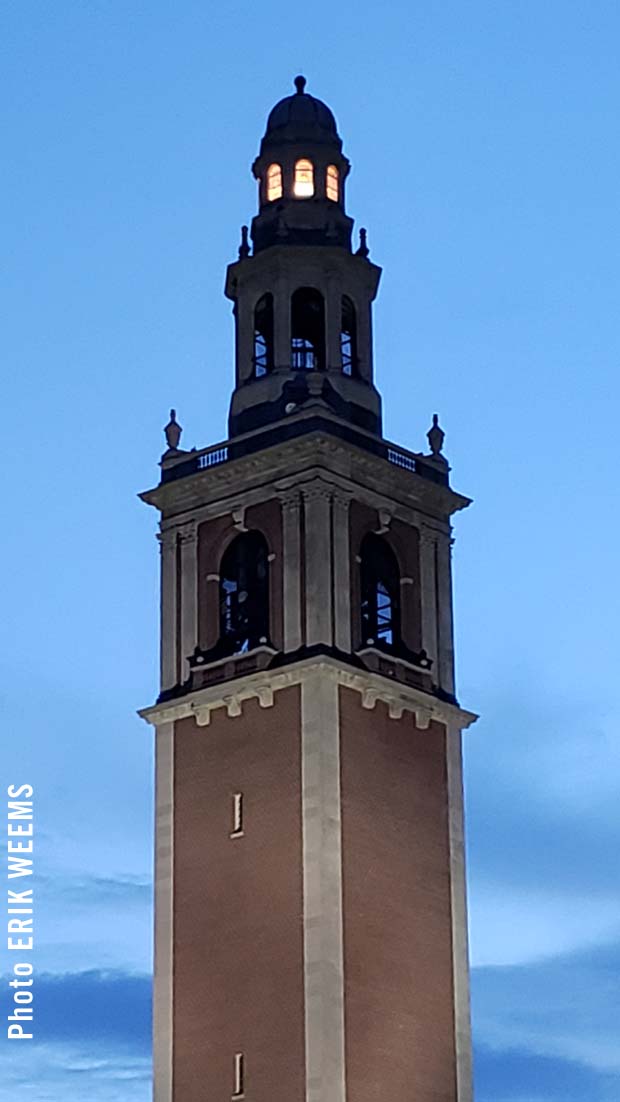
341, 296, 357, 375
360, 534, 401, 649
294, 158, 314, 198
326, 164, 339, 201
291, 288, 325, 370
253, 293, 273, 377
266, 163, 282, 202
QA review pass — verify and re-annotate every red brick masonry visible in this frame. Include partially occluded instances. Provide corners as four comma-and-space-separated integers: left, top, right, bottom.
340, 686, 457, 1101
173, 686, 305, 1102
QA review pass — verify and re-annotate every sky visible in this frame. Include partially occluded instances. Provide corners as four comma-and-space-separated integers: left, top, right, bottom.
2, 1, 619, 1098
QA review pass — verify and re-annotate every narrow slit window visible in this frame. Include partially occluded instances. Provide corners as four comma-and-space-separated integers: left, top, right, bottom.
230, 793, 243, 837
326, 164, 339, 201
266, 163, 282, 202
232, 1053, 245, 1099
294, 158, 314, 198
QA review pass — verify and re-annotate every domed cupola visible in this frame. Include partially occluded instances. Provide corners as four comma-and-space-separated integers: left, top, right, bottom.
261, 76, 342, 152
225, 77, 382, 439
251, 76, 352, 252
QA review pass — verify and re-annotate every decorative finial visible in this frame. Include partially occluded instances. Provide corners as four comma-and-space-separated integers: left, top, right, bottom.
355, 227, 369, 258
164, 409, 182, 451
238, 225, 250, 259
427, 413, 445, 457
294, 75, 306, 95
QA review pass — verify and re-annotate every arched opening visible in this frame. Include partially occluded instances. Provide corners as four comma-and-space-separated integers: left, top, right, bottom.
341, 295, 357, 376
291, 288, 325, 370
326, 164, 339, 202
253, 293, 274, 377
266, 163, 282, 202
360, 534, 401, 649
219, 532, 270, 655
294, 158, 314, 198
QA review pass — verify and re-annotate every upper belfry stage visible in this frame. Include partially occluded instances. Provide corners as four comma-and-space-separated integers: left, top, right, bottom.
140, 78, 477, 1102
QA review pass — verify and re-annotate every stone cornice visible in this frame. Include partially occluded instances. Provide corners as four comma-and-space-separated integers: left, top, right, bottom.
138, 655, 478, 733
140, 429, 470, 524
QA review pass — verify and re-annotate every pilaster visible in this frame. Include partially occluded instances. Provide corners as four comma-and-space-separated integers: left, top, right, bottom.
332, 490, 351, 652
436, 531, 456, 694
178, 521, 198, 683
153, 720, 174, 1102
236, 296, 254, 385
279, 489, 303, 651
356, 300, 372, 383
273, 270, 290, 370
301, 671, 346, 1102
158, 529, 178, 692
302, 481, 333, 646
446, 721, 473, 1102
325, 269, 342, 371
419, 523, 439, 676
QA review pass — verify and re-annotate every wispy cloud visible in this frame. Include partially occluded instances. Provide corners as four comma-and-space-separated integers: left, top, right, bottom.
468, 881, 620, 968
33, 969, 151, 1047
0, 970, 151, 1101
16, 871, 152, 975
1, 1042, 150, 1102
466, 687, 620, 1097
472, 939, 620, 1095
37, 872, 151, 906
465, 690, 620, 967
475, 1043, 619, 1102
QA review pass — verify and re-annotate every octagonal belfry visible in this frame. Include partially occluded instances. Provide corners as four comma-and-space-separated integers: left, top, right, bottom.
140, 77, 477, 1102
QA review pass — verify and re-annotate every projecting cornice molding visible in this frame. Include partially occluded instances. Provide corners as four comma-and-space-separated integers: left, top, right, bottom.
141, 428, 470, 522
138, 656, 477, 733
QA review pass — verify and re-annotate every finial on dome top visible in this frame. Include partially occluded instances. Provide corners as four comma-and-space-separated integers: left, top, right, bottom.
294, 75, 307, 95
164, 408, 182, 452
427, 413, 445, 458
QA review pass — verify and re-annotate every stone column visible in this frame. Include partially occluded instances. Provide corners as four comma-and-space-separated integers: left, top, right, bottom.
436, 531, 456, 694
419, 524, 439, 676
356, 300, 373, 383
302, 482, 333, 646
158, 528, 178, 692
236, 297, 254, 385
153, 720, 174, 1102
301, 669, 346, 1102
332, 490, 351, 652
178, 521, 198, 684
279, 489, 303, 651
446, 721, 473, 1102
325, 269, 342, 372
273, 270, 291, 370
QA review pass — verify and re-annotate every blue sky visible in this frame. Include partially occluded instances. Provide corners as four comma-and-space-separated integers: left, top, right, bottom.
2, 2, 619, 1098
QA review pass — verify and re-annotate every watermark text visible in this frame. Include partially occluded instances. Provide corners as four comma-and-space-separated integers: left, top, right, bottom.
6, 785, 34, 1040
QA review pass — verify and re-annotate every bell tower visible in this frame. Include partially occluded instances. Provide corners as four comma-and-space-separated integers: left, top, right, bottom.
226, 73, 381, 440
140, 77, 476, 1102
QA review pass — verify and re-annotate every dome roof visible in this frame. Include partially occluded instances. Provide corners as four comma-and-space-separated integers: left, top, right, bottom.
261, 76, 341, 150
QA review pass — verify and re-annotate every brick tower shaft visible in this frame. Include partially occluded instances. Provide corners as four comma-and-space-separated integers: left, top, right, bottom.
140, 76, 476, 1102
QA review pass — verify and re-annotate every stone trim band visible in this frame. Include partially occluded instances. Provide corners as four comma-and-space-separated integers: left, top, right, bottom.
139, 656, 477, 733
